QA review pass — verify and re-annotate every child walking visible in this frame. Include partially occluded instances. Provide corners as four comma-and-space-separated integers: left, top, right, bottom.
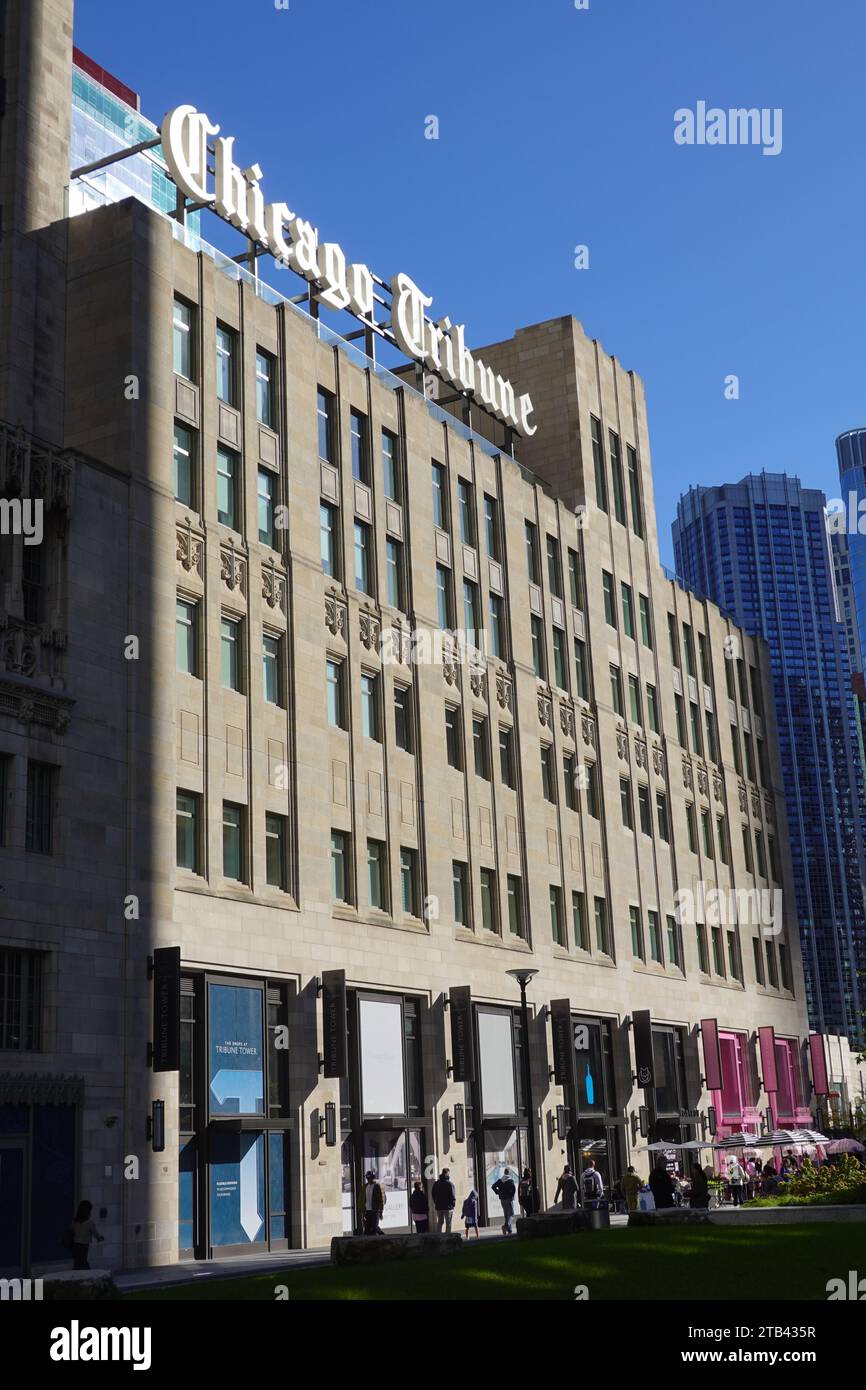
461, 1187, 480, 1238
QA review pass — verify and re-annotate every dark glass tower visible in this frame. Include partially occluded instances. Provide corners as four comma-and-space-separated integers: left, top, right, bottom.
673, 473, 866, 1044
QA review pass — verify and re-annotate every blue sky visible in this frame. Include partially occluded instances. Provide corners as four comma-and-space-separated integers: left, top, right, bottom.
75, 0, 866, 566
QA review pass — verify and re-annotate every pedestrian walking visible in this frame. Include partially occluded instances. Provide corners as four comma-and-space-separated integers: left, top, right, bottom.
554, 1163, 579, 1210
518, 1166, 535, 1218
581, 1159, 605, 1206
621, 1165, 642, 1212
66, 1200, 104, 1271
689, 1163, 709, 1209
409, 1179, 429, 1234
491, 1167, 517, 1234
363, 1169, 386, 1234
461, 1188, 480, 1238
727, 1158, 746, 1206
432, 1167, 457, 1233
648, 1159, 675, 1210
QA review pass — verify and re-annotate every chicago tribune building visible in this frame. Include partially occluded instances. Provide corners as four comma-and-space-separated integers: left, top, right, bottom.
0, 1, 857, 1274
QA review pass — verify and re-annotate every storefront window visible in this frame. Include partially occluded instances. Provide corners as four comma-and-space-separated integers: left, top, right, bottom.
719, 1032, 752, 1121
362, 1129, 422, 1232
359, 995, 406, 1116
477, 1007, 517, 1115
208, 982, 265, 1116
209, 1131, 266, 1247
774, 1038, 800, 1120
652, 1025, 686, 1118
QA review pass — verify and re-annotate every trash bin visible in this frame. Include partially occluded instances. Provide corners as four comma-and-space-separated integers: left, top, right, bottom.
589, 1201, 610, 1230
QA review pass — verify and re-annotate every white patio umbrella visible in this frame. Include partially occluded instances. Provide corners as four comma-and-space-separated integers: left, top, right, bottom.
714, 1131, 760, 1148
789, 1129, 831, 1145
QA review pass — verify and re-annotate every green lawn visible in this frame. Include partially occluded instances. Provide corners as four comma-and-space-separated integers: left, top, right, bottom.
125, 1224, 864, 1301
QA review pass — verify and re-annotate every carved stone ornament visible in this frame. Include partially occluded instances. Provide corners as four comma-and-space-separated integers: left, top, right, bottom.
538, 691, 552, 727
616, 730, 628, 761
262, 563, 287, 612
682, 757, 693, 789
697, 768, 709, 798
713, 775, 723, 802
359, 609, 380, 651
634, 739, 648, 770
220, 542, 247, 595
652, 743, 664, 776
469, 663, 486, 699
176, 521, 203, 576
738, 783, 748, 813
496, 674, 513, 711
325, 592, 346, 638
559, 699, 575, 739
581, 712, 596, 748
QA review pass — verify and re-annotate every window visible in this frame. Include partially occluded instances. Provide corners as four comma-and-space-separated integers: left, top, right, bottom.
445, 706, 462, 769
689, 702, 703, 755
594, 897, 610, 954
563, 753, 577, 811
499, 725, 515, 788
457, 478, 475, 545
675, 694, 687, 746
585, 762, 600, 819
568, 548, 583, 610
326, 659, 345, 729
552, 628, 568, 690
666, 914, 681, 969
639, 594, 653, 649
350, 409, 369, 483
331, 830, 351, 902
610, 664, 624, 716
628, 673, 642, 725
701, 808, 714, 858
705, 710, 717, 764
656, 791, 669, 842
0, 756, 8, 846
216, 446, 239, 529
176, 598, 198, 675
546, 535, 563, 598
531, 615, 546, 679
173, 297, 194, 378
266, 813, 288, 890
627, 445, 643, 537
320, 502, 340, 578
368, 840, 387, 911
686, 802, 698, 853
258, 468, 276, 547
728, 931, 743, 982
432, 461, 448, 529
630, 906, 644, 960
0, 948, 42, 1051
696, 923, 710, 974
480, 868, 498, 933
361, 672, 381, 741
574, 638, 589, 700
648, 910, 663, 964
730, 724, 742, 775
256, 349, 275, 428
525, 521, 540, 584
779, 942, 792, 991
262, 632, 282, 705
717, 923, 737, 982
22, 545, 42, 625
508, 875, 525, 938
768, 835, 779, 882
25, 761, 54, 854
463, 580, 480, 647
590, 416, 607, 511
483, 495, 500, 559
354, 521, 373, 595
699, 632, 711, 686
668, 613, 681, 667
637, 783, 651, 835
647, 684, 660, 733
550, 886, 566, 947
453, 860, 469, 925
573, 892, 589, 951
682, 623, 696, 677
173, 423, 195, 506
609, 430, 626, 524
744, 731, 756, 782
386, 538, 405, 610
717, 816, 729, 864
381, 429, 398, 500
394, 685, 413, 752
742, 825, 753, 873
753, 937, 765, 985
220, 616, 242, 691
621, 582, 635, 638
473, 717, 490, 779
176, 792, 200, 872
541, 744, 556, 803
222, 802, 246, 882
602, 571, 616, 627
317, 388, 335, 462
436, 565, 453, 629
216, 323, 237, 405
620, 777, 633, 829
400, 849, 419, 916
755, 829, 766, 879
489, 593, 505, 659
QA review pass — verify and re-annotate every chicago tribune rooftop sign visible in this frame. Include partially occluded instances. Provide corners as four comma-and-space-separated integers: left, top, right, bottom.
161, 106, 536, 437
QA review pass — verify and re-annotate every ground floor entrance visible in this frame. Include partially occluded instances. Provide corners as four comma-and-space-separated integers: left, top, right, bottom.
0, 1100, 76, 1273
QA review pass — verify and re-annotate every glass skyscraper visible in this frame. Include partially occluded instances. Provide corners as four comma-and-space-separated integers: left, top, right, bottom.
673, 473, 866, 1044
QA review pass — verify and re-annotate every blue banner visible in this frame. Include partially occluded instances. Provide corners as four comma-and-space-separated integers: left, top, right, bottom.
208, 983, 265, 1116
209, 1131, 265, 1246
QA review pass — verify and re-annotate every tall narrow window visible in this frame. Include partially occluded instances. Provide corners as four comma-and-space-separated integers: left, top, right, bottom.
216, 323, 237, 405
568, 548, 583, 609
320, 502, 340, 578
173, 297, 194, 379
610, 665, 624, 716
256, 349, 275, 428
675, 694, 687, 746
483, 495, 500, 559
220, 616, 242, 692
621, 582, 635, 638
620, 777, 633, 829
550, 886, 566, 947
173, 423, 194, 506
176, 791, 200, 872
436, 565, 453, 630
463, 580, 480, 647
222, 802, 246, 882
331, 830, 351, 902
647, 684, 660, 733
445, 706, 462, 769
386, 538, 405, 611
473, 717, 490, 779
594, 897, 609, 954
648, 910, 663, 964
488, 593, 505, 660
400, 849, 419, 916
499, 725, 515, 788
586, 762, 600, 819
262, 632, 282, 705
317, 387, 335, 463
354, 521, 373, 595
668, 613, 681, 667
26, 762, 55, 854
563, 753, 577, 811
701, 808, 714, 859
627, 445, 643, 537
453, 860, 469, 926
367, 840, 387, 910
361, 672, 381, 741
574, 638, 589, 700
531, 615, 546, 679
637, 783, 651, 835
656, 791, 669, 842
689, 702, 703, 755
258, 468, 276, 547
480, 868, 498, 933
266, 813, 288, 890
176, 598, 198, 676
326, 659, 345, 729
630, 906, 644, 960
573, 892, 589, 951
628, 673, 642, 724
602, 571, 616, 627
457, 478, 475, 546
666, 915, 681, 969
508, 876, 525, 938
552, 628, 568, 690
525, 521, 540, 585
541, 744, 556, 803
394, 685, 413, 753
216, 446, 239, 529
546, 536, 563, 598
350, 409, 369, 484
609, 430, 626, 524
591, 416, 607, 512
639, 594, 653, 649
432, 461, 448, 529
381, 429, 398, 500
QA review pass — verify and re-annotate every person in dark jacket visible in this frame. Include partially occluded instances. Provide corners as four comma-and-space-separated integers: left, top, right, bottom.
68, 1200, 104, 1271
689, 1163, 709, 1209
518, 1167, 535, 1218
409, 1179, 429, 1233
461, 1188, 480, 1238
554, 1164, 579, 1210
492, 1167, 517, 1234
431, 1168, 457, 1233
648, 1159, 675, 1210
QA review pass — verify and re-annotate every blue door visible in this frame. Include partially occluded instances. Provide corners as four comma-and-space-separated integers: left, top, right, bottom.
0, 1141, 25, 1270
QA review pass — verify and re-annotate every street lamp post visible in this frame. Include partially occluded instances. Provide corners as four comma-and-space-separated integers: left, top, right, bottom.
507, 967, 539, 1216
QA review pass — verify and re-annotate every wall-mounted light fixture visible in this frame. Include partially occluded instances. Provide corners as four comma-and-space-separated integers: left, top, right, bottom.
147, 1100, 165, 1153
318, 1101, 337, 1147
